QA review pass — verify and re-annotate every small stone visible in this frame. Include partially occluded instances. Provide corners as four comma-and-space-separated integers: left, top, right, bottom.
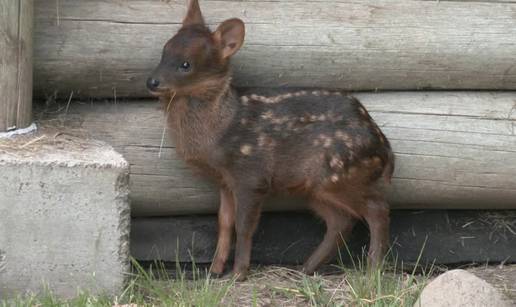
414, 269, 511, 307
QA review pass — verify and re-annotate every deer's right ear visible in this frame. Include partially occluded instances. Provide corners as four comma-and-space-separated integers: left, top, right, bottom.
183, 0, 205, 27
213, 18, 246, 59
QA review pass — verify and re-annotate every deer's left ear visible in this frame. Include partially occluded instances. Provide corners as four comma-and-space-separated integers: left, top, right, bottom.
213, 18, 246, 59
183, 0, 205, 27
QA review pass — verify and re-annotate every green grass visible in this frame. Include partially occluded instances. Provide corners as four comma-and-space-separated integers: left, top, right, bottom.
1, 251, 433, 307
340, 262, 431, 307
0, 290, 113, 307
1, 260, 235, 307
336, 239, 433, 307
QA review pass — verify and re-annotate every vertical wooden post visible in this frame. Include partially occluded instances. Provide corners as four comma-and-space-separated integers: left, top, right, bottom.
0, 0, 33, 133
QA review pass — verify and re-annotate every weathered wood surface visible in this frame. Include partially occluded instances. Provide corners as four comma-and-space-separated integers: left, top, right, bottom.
46, 91, 516, 216
131, 210, 516, 264
33, 0, 516, 99
0, 0, 33, 132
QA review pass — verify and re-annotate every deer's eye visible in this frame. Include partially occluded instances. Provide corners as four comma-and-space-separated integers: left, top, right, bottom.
178, 61, 191, 72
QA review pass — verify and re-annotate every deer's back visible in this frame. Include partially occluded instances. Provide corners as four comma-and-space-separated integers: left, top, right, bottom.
217, 90, 393, 193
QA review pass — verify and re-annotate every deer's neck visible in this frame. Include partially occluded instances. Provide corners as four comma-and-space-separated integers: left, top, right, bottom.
164, 78, 236, 162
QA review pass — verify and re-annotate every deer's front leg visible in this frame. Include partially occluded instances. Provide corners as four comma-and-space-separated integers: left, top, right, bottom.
232, 187, 265, 281
211, 186, 236, 275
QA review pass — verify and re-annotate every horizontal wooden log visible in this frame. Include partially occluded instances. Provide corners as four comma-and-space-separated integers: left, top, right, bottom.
39, 91, 516, 216
131, 210, 516, 264
34, 0, 516, 98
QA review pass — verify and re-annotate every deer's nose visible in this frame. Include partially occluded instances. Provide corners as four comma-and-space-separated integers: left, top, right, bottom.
146, 78, 160, 90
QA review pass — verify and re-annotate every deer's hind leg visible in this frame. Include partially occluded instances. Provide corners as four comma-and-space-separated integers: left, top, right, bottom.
363, 196, 390, 268
302, 200, 357, 275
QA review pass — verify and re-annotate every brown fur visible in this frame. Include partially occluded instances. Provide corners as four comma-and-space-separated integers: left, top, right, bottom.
147, 0, 395, 281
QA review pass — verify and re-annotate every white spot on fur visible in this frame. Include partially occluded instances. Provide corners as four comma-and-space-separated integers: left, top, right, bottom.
261, 110, 274, 120
240, 144, 252, 155
330, 155, 344, 169
257, 134, 267, 147
241, 96, 249, 105
271, 116, 290, 125
335, 130, 353, 147
330, 174, 339, 183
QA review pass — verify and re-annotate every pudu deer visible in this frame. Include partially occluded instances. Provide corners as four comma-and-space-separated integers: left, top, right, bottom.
147, 0, 394, 281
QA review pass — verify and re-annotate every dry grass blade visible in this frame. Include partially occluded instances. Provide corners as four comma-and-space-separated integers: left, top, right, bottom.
20, 135, 47, 148
159, 92, 176, 158
479, 212, 516, 240
64, 91, 74, 115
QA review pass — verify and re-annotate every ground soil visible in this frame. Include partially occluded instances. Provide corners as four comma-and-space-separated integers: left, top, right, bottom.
465, 264, 516, 303
220, 264, 516, 306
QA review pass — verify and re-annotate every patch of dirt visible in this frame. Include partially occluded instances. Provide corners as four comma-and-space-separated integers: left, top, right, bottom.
465, 264, 516, 303
222, 266, 350, 307
0, 114, 93, 155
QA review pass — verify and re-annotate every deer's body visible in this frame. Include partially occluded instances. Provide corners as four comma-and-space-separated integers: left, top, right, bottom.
166, 88, 391, 198
148, 0, 394, 280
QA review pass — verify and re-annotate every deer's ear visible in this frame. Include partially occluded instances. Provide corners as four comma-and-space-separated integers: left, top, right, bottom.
213, 18, 245, 59
183, 0, 205, 27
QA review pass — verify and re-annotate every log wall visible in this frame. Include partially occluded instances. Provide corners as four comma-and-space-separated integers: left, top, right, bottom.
34, 0, 516, 98
32, 1, 516, 214
53, 91, 516, 216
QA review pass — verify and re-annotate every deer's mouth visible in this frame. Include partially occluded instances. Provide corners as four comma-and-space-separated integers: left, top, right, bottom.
148, 89, 166, 96
147, 86, 175, 97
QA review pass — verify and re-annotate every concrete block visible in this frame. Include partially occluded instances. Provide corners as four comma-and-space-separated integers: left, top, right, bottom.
0, 134, 130, 298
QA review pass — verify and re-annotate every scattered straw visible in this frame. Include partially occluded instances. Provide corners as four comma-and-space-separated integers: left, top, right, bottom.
20, 135, 47, 148
159, 92, 176, 158
64, 91, 74, 115
478, 212, 516, 241
220, 266, 351, 306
